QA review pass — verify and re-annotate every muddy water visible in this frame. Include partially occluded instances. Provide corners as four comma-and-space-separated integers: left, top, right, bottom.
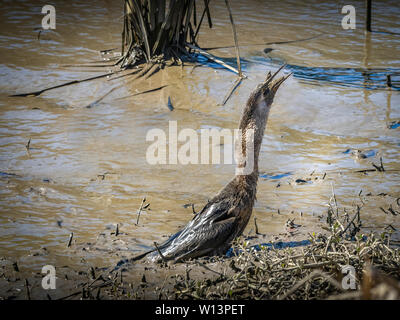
0, 0, 399, 278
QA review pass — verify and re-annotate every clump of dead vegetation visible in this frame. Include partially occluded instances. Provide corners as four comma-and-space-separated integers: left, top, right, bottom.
119, 0, 212, 68
166, 203, 400, 300
169, 233, 399, 300
83, 202, 400, 301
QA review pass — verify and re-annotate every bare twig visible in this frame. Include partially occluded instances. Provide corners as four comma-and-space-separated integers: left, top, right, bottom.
67, 233, 73, 248
25, 138, 31, 150
10, 72, 123, 97
279, 270, 343, 300
254, 217, 261, 235
186, 43, 245, 77
136, 197, 146, 225
85, 86, 121, 108
154, 241, 168, 263
25, 279, 31, 300
222, 76, 243, 105
116, 85, 168, 100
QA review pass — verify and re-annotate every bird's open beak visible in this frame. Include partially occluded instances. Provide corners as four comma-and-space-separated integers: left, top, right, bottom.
260, 64, 292, 95
271, 72, 292, 93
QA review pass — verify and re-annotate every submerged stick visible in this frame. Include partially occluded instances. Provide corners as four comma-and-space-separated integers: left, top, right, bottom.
136, 197, 146, 225
186, 43, 245, 77
222, 76, 243, 105
85, 86, 121, 108
10, 72, 123, 97
67, 232, 73, 248
116, 85, 168, 100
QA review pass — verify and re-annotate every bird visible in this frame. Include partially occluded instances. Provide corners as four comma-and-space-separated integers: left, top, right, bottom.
125, 65, 291, 264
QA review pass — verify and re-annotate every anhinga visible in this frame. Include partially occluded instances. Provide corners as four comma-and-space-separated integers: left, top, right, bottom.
131, 65, 290, 263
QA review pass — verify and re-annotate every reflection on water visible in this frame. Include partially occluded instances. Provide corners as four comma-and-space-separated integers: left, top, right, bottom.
286, 65, 400, 90
190, 54, 400, 90
0, 0, 399, 271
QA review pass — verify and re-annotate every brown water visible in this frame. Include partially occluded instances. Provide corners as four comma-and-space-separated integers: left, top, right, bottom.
0, 0, 400, 275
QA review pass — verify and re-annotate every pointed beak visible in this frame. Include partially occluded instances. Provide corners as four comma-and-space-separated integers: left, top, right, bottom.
260, 64, 291, 95
265, 64, 287, 85
271, 72, 292, 93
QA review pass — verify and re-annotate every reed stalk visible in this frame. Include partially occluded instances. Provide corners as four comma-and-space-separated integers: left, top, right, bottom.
120, 0, 212, 68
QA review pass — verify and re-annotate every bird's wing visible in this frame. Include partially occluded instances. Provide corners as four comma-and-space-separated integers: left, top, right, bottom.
170, 217, 237, 262
160, 204, 238, 261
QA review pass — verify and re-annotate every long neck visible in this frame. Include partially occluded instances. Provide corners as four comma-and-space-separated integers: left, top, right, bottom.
235, 95, 271, 189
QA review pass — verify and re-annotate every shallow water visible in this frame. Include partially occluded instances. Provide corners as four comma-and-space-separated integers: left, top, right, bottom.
0, 0, 399, 273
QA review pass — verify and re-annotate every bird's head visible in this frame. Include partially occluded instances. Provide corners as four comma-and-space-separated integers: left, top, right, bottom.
255, 64, 291, 106
239, 65, 291, 131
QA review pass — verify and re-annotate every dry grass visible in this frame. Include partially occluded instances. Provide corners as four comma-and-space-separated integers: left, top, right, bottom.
169, 231, 400, 300
85, 204, 400, 300
163, 202, 400, 300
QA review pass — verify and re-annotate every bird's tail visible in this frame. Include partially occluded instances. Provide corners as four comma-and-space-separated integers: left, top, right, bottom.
111, 229, 183, 272
111, 249, 156, 273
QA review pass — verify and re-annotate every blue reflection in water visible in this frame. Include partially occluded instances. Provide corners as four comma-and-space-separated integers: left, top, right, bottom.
285, 64, 400, 91
187, 52, 400, 91
259, 172, 292, 180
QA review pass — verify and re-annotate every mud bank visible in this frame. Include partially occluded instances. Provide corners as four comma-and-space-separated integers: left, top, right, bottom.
1, 200, 399, 300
